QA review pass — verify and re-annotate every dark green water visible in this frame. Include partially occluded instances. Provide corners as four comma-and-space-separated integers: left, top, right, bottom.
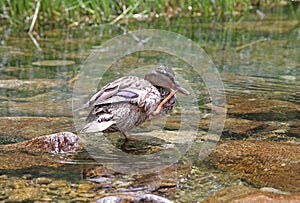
0, 10, 299, 202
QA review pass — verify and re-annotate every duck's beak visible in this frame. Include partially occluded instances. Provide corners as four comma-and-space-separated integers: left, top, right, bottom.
174, 82, 190, 96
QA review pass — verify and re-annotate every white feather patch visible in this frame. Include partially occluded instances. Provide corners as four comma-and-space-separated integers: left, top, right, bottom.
81, 121, 115, 133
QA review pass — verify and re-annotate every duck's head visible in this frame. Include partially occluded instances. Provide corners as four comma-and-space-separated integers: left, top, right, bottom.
145, 65, 190, 95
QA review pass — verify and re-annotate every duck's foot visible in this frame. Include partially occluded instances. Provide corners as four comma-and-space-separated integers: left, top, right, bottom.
122, 132, 138, 141
152, 90, 177, 115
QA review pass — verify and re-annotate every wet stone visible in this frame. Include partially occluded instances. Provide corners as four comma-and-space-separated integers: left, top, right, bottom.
2, 131, 82, 154
0, 149, 61, 170
48, 180, 67, 189
0, 175, 8, 179
7, 187, 41, 202
252, 121, 299, 142
22, 174, 32, 180
17, 131, 82, 154
202, 186, 300, 203
77, 192, 96, 198
0, 132, 81, 170
83, 159, 191, 194
0, 192, 9, 201
287, 120, 300, 137
73, 197, 92, 202
10, 100, 73, 117
208, 140, 300, 192
35, 177, 53, 185
0, 117, 73, 141
227, 96, 300, 121
198, 117, 264, 138
56, 187, 71, 195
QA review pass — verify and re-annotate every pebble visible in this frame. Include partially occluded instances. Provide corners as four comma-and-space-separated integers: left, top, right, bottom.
260, 187, 290, 195
57, 187, 71, 195
77, 193, 96, 198
0, 175, 8, 179
0, 191, 8, 200
35, 177, 53, 185
21, 174, 32, 180
48, 180, 67, 189
280, 75, 296, 81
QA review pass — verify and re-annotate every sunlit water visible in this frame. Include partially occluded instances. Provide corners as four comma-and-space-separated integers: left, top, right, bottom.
0, 12, 299, 202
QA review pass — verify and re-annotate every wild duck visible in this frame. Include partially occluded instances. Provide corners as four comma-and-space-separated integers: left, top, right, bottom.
75, 65, 190, 140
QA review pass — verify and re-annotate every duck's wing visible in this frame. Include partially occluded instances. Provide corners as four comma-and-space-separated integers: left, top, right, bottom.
74, 76, 149, 111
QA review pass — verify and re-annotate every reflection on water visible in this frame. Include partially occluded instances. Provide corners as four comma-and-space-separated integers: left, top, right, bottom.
0, 13, 299, 202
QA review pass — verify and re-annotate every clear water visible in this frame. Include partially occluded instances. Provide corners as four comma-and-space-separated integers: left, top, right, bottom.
0, 10, 299, 202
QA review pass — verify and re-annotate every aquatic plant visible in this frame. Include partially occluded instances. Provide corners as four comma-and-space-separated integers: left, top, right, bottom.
0, 0, 298, 28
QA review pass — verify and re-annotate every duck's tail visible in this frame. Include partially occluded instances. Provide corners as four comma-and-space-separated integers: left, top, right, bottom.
81, 120, 115, 133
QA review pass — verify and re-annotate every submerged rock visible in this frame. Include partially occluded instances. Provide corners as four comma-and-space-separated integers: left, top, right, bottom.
287, 120, 300, 138
227, 97, 300, 121
202, 185, 300, 203
0, 117, 73, 142
16, 131, 82, 154
198, 117, 264, 139
0, 132, 82, 170
208, 140, 300, 193
10, 100, 72, 117
83, 159, 191, 194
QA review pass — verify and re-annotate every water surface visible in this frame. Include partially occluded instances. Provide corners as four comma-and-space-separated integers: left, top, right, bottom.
0, 11, 299, 202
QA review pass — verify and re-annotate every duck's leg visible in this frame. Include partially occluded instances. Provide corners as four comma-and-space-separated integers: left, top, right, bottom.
121, 131, 131, 140
152, 90, 177, 115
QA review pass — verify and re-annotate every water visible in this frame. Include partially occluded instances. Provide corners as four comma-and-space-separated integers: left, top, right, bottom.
0, 12, 299, 202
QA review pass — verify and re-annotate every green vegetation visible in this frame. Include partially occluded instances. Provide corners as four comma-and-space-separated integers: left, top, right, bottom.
0, 0, 297, 28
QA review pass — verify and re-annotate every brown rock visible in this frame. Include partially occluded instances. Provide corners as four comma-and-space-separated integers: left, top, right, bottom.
224, 118, 263, 135
83, 159, 191, 193
0, 132, 82, 170
0, 148, 61, 170
227, 97, 300, 121
35, 177, 53, 185
288, 121, 300, 137
10, 100, 72, 117
48, 180, 67, 189
198, 117, 264, 138
0, 117, 73, 141
17, 132, 82, 154
202, 185, 300, 203
208, 140, 300, 192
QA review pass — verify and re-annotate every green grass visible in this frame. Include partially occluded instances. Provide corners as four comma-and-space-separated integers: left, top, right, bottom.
0, 0, 297, 28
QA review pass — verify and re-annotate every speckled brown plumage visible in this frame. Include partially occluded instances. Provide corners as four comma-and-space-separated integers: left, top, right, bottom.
76, 65, 190, 140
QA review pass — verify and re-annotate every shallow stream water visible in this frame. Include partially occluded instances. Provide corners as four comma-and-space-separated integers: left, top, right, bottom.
0, 10, 299, 202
